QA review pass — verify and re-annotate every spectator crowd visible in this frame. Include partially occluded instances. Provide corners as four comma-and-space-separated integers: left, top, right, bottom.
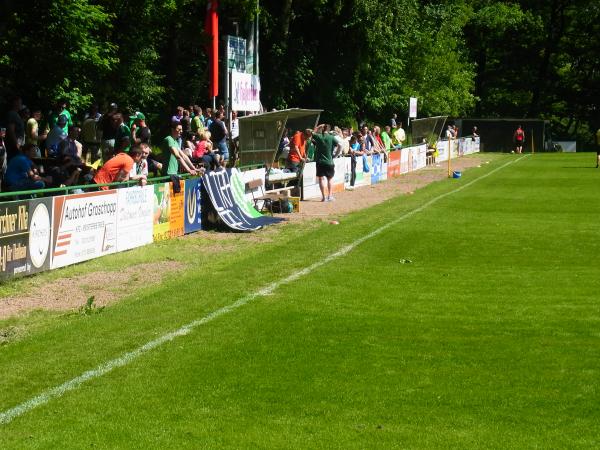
0, 96, 238, 194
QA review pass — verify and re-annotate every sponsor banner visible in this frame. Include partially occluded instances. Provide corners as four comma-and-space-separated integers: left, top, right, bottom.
437, 140, 449, 162
117, 186, 154, 252
363, 155, 372, 186
302, 162, 321, 200
229, 169, 262, 219
450, 139, 459, 159
332, 158, 346, 193
0, 198, 53, 280
387, 150, 401, 178
203, 170, 283, 231
416, 144, 427, 170
231, 71, 261, 112
184, 178, 203, 234
400, 147, 410, 173
371, 153, 383, 184
51, 191, 118, 269
344, 157, 352, 188
381, 161, 388, 181
409, 97, 418, 118
153, 181, 185, 242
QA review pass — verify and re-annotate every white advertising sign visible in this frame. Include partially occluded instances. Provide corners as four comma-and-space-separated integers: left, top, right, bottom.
117, 186, 154, 252
409, 97, 418, 118
301, 162, 321, 200
51, 190, 118, 269
231, 71, 261, 112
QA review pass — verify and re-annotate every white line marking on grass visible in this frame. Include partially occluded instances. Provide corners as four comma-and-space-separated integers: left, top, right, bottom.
0, 155, 527, 426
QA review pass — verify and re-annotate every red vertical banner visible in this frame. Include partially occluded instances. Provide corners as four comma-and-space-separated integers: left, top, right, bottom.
204, 0, 219, 98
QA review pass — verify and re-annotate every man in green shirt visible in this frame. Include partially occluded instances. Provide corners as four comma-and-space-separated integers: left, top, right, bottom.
310, 124, 336, 202
161, 122, 197, 176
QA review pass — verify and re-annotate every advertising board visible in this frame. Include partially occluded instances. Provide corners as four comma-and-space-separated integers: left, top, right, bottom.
117, 185, 154, 252
184, 178, 203, 234
153, 181, 184, 242
387, 150, 401, 178
51, 190, 118, 269
0, 198, 53, 280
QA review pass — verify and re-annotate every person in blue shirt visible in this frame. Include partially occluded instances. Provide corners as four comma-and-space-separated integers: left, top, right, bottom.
5, 144, 51, 191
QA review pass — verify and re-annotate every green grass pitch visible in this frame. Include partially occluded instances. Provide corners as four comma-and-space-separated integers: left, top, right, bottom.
0, 153, 599, 448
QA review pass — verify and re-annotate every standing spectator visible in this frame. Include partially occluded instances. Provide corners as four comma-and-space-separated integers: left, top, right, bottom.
286, 129, 309, 172
393, 121, 406, 149
472, 126, 479, 138
311, 124, 336, 202
5, 144, 51, 191
191, 106, 205, 135
5, 96, 25, 159
0, 127, 7, 186
381, 126, 393, 152
113, 113, 131, 153
348, 133, 364, 188
595, 126, 600, 168
171, 106, 184, 125
81, 105, 102, 163
390, 113, 397, 128
513, 125, 525, 154
180, 109, 192, 140
208, 110, 229, 167
161, 122, 197, 176
93, 147, 144, 189
25, 107, 45, 148
360, 126, 375, 153
100, 103, 118, 161
48, 100, 72, 134
204, 107, 213, 128
131, 112, 151, 146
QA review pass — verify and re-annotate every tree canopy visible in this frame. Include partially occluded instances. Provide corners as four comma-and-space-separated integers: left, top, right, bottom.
0, 0, 598, 143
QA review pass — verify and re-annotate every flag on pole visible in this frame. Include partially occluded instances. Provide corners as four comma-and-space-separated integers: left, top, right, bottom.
204, 0, 219, 98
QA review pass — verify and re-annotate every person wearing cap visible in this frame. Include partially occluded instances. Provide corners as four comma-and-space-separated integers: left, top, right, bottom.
45, 114, 69, 157
131, 112, 151, 146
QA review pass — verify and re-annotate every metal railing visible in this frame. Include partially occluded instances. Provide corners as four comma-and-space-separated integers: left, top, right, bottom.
0, 173, 196, 202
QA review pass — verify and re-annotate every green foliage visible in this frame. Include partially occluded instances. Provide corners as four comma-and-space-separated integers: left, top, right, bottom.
0, 0, 596, 144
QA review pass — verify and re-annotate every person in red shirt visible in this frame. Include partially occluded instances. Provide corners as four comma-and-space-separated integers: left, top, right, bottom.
513, 125, 525, 154
286, 129, 310, 172
93, 147, 143, 189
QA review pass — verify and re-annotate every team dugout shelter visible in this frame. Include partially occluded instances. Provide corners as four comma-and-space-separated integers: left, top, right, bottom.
238, 108, 322, 169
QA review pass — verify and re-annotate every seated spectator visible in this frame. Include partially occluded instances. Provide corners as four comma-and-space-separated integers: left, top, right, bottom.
93, 147, 143, 190
192, 131, 219, 170
59, 126, 83, 163
5, 144, 52, 191
46, 155, 83, 188
45, 114, 68, 157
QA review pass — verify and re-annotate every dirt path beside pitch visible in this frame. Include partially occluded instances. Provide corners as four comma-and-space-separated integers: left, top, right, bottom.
0, 156, 488, 319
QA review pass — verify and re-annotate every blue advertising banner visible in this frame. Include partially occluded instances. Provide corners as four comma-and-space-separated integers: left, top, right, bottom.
371, 153, 383, 184
202, 170, 283, 231
184, 178, 203, 234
